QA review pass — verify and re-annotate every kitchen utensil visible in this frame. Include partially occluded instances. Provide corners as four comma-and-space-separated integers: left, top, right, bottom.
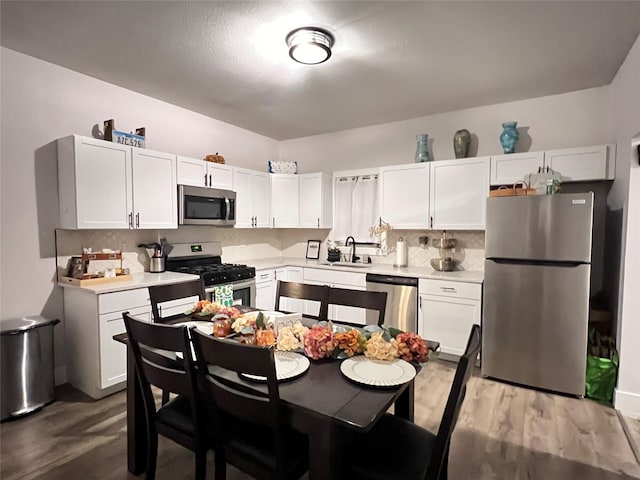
149, 256, 165, 273
138, 243, 165, 273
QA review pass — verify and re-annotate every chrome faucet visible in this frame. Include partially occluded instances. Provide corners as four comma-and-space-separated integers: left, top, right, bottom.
345, 236, 357, 263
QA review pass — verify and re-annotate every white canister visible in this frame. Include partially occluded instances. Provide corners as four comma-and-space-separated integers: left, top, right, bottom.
395, 237, 407, 267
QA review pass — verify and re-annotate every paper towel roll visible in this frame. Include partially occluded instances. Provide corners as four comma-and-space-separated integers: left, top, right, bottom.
395, 237, 407, 267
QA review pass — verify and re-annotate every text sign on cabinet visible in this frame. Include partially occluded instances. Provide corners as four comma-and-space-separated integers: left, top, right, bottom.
112, 130, 145, 148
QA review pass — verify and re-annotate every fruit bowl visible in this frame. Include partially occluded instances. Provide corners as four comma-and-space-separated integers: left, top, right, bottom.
430, 258, 458, 271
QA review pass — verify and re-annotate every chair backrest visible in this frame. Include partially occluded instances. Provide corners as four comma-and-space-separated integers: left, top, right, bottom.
274, 280, 329, 320
148, 279, 205, 322
426, 324, 481, 480
190, 329, 290, 475
122, 312, 199, 417
327, 287, 388, 326
190, 329, 280, 427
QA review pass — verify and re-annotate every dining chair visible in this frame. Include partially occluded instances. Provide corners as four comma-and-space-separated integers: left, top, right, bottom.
122, 312, 210, 480
148, 279, 206, 323
190, 329, 309, 480
327, 287, 388, 326
341, 323, 482, 480
274, 280, 329, 320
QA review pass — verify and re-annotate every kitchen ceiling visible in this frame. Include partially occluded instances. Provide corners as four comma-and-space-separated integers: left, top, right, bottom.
2, 1, 640, 141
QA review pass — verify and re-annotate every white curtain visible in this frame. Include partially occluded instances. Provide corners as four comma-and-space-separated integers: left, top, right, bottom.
334, 175, 379, 244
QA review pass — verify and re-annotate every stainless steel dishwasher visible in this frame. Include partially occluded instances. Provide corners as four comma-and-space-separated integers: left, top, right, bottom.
365, 273, 418, 332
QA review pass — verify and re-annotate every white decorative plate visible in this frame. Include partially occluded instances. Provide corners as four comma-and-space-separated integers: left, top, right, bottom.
340, 356, 416, 387
242, 351, 310, 382
175, 320, 213, 335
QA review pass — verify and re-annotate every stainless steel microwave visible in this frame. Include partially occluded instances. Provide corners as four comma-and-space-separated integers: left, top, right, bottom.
178, 185, 236, 226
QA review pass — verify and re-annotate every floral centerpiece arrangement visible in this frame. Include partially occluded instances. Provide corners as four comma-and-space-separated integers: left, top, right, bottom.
186, 301, 432, 366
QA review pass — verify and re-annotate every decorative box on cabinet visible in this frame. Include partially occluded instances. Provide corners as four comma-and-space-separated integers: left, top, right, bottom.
57, 135, 177, 229
379, 163, 430, 229
63, 287, 152, 399
233, 167, 270, 228
418, 279, 481, 359
177, 155, 233, 189
429, 157, 490, 230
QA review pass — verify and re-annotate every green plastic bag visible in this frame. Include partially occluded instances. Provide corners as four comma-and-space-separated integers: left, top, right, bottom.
585, 352, 618, 404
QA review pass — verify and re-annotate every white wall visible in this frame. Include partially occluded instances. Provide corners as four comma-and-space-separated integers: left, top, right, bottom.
607, 33, 640, 418
279, 87, 609, 172
0, 47, 278, 382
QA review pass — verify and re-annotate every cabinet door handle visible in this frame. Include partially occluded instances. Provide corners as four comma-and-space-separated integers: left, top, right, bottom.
209, 174, 212, 186
136, 212, 140, 228
128, 212, 133, 229
430, 216, 433, 229
204, 173, 208, 187
419, 296, 422, 309
317, 218, 320, 228
440, 286, 457, 293
272, 217, 275, 228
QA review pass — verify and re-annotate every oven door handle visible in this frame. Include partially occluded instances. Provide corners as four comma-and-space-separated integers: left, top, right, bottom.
224, 197, 231, 221
205, 278, 256, 292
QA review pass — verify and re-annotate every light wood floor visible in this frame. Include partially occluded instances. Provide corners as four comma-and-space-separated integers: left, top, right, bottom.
1, 359, 639, 480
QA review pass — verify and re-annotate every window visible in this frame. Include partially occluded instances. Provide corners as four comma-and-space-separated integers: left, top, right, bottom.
333, 175, 380, 244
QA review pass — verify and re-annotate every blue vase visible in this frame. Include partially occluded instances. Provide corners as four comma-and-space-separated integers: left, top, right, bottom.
499, 122, 519, 154
415, 134, 429, 162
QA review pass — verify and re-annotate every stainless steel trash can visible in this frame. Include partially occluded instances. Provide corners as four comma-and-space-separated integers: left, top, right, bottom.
1, 316, 60, 421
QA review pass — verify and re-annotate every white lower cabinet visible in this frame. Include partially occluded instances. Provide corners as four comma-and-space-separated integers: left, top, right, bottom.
418, 279, 482, 358
64, 287, 151, 399
254, 267, 302, 311
303, 268, 366, 325
255, 269, 277, 310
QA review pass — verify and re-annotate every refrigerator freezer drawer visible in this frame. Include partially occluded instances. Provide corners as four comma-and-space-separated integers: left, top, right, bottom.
481, 260, 590, 396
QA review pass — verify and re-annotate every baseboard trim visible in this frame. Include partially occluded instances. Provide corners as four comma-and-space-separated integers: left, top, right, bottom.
614, 388, 640, 418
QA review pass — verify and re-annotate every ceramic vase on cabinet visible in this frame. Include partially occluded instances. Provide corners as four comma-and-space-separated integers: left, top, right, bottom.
499, 121, 519, 154
453, 129, 471, 158
415, 134, 430, 162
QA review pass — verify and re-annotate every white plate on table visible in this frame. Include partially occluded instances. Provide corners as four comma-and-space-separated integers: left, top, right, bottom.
175, 321, 213, 335
340, 356, 416, 387
241, 351, 310, 382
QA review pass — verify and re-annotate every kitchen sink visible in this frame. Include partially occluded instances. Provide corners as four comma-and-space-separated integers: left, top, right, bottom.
319, 261, 371, 269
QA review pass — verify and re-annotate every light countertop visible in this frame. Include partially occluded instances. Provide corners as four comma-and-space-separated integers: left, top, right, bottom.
57, 272, 201, 294
247, 257, 484, 284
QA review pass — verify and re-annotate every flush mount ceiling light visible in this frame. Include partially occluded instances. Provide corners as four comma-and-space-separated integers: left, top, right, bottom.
286, 27, 334, 65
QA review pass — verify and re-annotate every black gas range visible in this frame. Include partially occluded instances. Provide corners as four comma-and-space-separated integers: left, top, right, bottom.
165, 242, 255, 288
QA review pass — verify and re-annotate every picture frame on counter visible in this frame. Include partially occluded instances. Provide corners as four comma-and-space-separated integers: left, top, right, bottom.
306, 240, 321, 260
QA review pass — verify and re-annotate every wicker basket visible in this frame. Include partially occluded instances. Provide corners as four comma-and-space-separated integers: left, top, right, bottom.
489, 181, 536, 197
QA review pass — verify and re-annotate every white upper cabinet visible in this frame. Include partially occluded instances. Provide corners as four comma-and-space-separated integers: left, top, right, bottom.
57, 135, 176, 229
544, 145, 614, 182
379, 163, 430, 229
233, 167, 270, 228
177, 156, 233, 190
271, 174, 299, 228
430, 157, 490, 230
299, 173, 333, 228
490, 152, 544, 186
131, 148, 177, 229
177, 155, 207, 187
490, 145, 614, 185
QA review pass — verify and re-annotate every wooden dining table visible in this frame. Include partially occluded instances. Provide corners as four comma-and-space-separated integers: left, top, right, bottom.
113, 313, 421, 480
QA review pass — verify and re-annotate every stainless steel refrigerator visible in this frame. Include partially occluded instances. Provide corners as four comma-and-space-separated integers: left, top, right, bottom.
482, 192, 594, 396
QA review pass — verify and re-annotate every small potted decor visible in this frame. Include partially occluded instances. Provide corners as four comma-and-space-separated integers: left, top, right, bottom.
327, 242, 341, 262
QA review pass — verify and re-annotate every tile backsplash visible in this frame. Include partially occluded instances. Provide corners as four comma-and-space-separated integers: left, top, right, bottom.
55, 227, 485, 273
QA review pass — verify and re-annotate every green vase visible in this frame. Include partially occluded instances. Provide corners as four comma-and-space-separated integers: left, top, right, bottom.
453, 129, 471, 159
